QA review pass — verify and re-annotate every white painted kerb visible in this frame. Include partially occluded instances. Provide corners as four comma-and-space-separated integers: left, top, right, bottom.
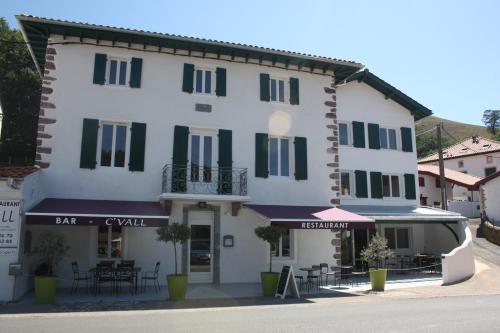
441, 222, 475, 284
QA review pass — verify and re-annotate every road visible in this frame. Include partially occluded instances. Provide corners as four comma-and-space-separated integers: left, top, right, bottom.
2, 294, 500, 333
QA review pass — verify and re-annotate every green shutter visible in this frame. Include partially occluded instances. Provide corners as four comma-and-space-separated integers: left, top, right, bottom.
216, 67, 227, 97
129, 122, 146, 171
404, 173, 417, 199
401, 127, 413, 152
370, 172, 383, 199
255, 133, 269, 178
289, 77, 299, 105
129, 57, 143, 88
260, 73, 270, 101
355, 170, 368, 198
172, 126, 189, 192
294, 137, 308, 180
182, 63, 194, 93
218, 129, 232, 194
93, 53, 107, 85
352, 121, 365, 148
368, 123, 380, 150
80, 118, 99, 169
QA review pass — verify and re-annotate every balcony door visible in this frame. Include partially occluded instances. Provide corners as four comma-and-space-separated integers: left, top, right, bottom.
188, 131, 218, 194
188, 211, 214, 283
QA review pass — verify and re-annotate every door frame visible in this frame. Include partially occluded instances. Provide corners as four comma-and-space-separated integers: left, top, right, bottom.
187, 211, 214, 283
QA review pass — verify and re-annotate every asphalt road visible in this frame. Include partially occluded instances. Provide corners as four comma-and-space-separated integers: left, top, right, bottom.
2, 294, 500, 333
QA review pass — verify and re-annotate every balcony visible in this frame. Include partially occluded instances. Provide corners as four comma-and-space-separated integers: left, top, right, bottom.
161, 164, 248, 197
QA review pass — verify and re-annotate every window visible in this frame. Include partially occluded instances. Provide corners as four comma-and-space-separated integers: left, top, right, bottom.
382, 174, 400, 197
485, 167, 497, 177
379, 128, 397, 150
97, 226, 123, 258
99, 123, 128, 168
418, 177, 425, 187
385, 227, 410, 249
339, 123, 350, 146
487, 156, 493, 164
189, 132, 215, 182
194, 68, 214, 94
271, 229, 293, 258
270, 78, 286, 103
435, 177, 441, 188
458, 160, 464, 168
269, 137, 290, 177
340, 171, 353, 196
107, 58, 127, 86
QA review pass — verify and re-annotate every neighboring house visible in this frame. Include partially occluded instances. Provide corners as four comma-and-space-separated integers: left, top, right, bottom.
477, 171, 500, 226
0, 15, 471, 301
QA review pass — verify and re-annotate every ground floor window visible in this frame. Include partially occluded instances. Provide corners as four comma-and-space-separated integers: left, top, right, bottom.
384, 227, 410, 249
271, 229, 293, 258
97, 226, 123, 258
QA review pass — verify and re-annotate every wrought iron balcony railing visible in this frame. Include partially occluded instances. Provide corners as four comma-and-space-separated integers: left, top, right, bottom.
162, 164, 248, 196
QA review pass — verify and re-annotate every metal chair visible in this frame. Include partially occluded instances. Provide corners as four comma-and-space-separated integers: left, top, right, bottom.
116, 263, 135, 294
99, 260, 115, 268
95, 263, 115, 294
70, 261, 91, 294
120, 260, 135, 267
141, 262, 161, 293
319, 263, 329, 286
326, 266, 338, 286
336, 266, 354, 287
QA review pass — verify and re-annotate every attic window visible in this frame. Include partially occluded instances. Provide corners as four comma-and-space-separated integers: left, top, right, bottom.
461, 148, 469, 152
482, 144, 491, 150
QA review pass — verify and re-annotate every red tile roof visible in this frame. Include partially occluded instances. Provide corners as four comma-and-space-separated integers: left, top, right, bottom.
418, 136, 500, 163
0, 166, 40, 178
418, 164, 482, 190
476, 170, 500, 186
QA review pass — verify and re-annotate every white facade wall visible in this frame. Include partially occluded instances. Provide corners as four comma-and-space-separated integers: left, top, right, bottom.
482, 177, 500, 224
418, 174, 453, 207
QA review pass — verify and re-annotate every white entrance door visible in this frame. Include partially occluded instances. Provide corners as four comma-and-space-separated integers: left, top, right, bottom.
188, 211, 214, 283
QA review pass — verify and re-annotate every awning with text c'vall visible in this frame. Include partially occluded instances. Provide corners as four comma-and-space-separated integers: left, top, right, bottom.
245, 205, 375, 230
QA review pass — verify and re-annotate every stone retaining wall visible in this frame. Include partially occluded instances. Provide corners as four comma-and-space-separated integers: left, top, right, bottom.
482, 221, 500, 246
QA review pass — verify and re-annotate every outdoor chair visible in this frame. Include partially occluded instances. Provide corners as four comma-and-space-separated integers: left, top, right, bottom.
99, 260, 115, 268
306, 265, 321, 292
116, 264, 135, 294
120, 260, 135, 267
326, 266, 338, 286
95, 263, 115, 294
70, 261, 91, 294
141, 262, 161, 293
294, 274, 304, 291
336, 266, 354, 287
319, 263, 329, 286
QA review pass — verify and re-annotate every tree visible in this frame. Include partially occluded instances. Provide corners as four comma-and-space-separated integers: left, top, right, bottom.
360, 234, 393, 269
416, 131, 452, 159
254, 225, 285, 273
0, 18, 41, 165
156, 223, 191, 275
33, 231, 70, 276
482, 110, 500, 135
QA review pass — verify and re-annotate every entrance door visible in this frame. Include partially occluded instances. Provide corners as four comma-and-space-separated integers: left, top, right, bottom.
188, 211, 214, 283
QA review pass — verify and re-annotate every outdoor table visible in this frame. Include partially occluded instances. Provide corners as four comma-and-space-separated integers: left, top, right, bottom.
299, 267, 320, 291
89, 266, 142, 294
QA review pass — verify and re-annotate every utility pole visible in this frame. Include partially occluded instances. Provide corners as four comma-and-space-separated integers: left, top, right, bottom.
437, 123, 448, 210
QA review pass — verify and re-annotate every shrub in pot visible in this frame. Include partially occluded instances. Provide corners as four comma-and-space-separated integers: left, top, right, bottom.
157, 223, 191, 300
360, 233, 393, 292
254, 225, 285, 296
33, 231, 70, 304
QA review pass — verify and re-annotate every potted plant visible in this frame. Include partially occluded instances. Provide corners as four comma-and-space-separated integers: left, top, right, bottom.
33, 231, 70, 304
254, 225, 285, 296
157, 223, 191, 301
360, 233, 393, 292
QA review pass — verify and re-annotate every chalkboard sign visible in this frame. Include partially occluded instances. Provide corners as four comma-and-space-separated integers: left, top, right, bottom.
275, 265, 300, 299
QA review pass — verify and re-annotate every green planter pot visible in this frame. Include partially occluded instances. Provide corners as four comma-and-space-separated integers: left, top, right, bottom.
260, 272, 279, 297
369, 268, 387, 291
167, 274, 188, 301
35, 276, 57, 304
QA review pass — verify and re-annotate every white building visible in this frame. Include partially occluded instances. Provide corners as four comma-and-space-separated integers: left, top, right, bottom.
477, 171, 500, 225
0, 15, 473, 302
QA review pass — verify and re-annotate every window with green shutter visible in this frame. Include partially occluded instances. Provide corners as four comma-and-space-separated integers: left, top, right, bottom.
218, 129, 232, 194
401, 127, 413, 152
355, 170, 368, 198
352, 121, 366, 148
129, 122, 146, 171
182, 63, 195, 93
216, 67, 227, 97
93, 53, 107, 85
172, 126, 190, 192
370, 171, 383, 199
404, 173, 417, 199
289, 77, 299, 105
368, 123, 380, 150
80, 118, 99, 169
294, 137, 307, 180
260, 73, 270, 101
129, 57, 143, 88
255, 133, 269, 177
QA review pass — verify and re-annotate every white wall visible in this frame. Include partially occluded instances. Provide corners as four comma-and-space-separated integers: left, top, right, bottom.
482, 177, 500, 224
442, 221, 475, 285
336, 82, 419, 207
418, 174, 453, 207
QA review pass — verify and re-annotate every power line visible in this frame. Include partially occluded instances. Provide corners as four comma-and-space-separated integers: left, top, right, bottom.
416, 126, 437, 137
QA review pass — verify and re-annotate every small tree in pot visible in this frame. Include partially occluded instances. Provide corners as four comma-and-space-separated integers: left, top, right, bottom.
156, 223, 191, 300
254, 225, 285, 296
33, 231, 70, 304
360, 233, 393, 291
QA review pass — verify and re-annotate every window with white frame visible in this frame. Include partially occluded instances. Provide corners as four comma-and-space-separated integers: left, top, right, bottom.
379, 127, 397, 150
107, 58, 128, 86
271, 229, 294, 258
340, 171, 353, 196
189, 131, 216, 183
339, 122, 350, 146
99, 123, 128, 168
384, 227, 410, 249
194, 68, 214, 95
269, 137, 290, 177
97, 226, 123, 258
270, 77, 287, 103
382, 174, 401, 198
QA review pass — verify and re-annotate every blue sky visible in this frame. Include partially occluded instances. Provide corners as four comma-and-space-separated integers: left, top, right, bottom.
3, 0, 499, 126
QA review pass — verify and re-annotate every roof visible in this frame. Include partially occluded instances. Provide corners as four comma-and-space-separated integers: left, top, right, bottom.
476, 170, 500, 186
346, 69, 432, 120
0, 166, 39, 178
418, 164, 482, 190
418, 136, 500, 163
340, 205, 467, 222
16, 15, 363, 82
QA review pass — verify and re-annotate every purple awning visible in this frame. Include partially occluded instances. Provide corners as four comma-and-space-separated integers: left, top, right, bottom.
245, 204, 374, 230
26, 198, 169, 227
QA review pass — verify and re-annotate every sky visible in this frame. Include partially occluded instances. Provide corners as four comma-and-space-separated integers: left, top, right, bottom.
2, 0, 499, 126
